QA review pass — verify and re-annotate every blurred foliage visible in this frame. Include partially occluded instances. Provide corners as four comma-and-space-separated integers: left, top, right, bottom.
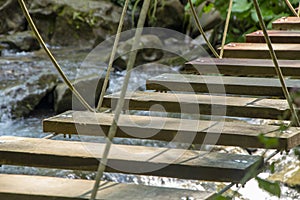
256, 177, 281, 197
186, 0, 300, 42
258, 133, 279, 149
111, 0, 161, 26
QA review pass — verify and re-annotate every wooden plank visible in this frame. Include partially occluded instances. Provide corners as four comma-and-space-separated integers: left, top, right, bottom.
246, 30, 300, 43
0, 174, 216, 200
0, 136, 263, 183
146, 73, 300, 97
272, 17, 300, 30
219, 43, 300, 59
184, 58, 300, 76
103, 91, 291, 119
43, 111, 300, 150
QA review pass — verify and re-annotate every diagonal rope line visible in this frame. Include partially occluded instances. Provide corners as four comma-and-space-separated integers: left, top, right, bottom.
252, 0, 300, 127
89, 1, 151, 199
220, 0, 233, 59
96, 0, 130, 111
284, 0, 299, 17
188, 0, 220, 58
18, 0, 94, 112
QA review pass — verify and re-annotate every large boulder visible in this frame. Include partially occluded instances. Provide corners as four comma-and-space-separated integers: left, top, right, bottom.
112, 34, 164, 70
0, 0, 26, 34
148, 0, 185, 32
28, 0, 131, 47
54, 74, 107, 114
0, 73, 58, 118
0, 31, 40, 52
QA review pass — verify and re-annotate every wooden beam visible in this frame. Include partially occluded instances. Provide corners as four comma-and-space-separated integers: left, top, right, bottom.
184, 58, 300, 76
0, 174, 216, 200
103, 92, 291, 119
0, 136, 263, 183
272, 17, 300, 30
146, 73, 300, 97
219, 43, 300, 59
43, 111, 300, 150
246, 30, 300, 43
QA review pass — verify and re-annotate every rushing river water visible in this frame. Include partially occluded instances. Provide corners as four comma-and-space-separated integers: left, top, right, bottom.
0, 48, 300, 199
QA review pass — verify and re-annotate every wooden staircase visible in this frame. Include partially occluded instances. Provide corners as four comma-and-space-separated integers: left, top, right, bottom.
1, 17, 300, 199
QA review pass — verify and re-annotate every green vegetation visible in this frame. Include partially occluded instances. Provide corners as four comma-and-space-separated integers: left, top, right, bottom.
186, 0, 300, 42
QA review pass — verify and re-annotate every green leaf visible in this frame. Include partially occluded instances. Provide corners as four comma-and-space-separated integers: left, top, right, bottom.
203, 3, 214, 13
256, 177, 281, 197
258, 134, 279, 148
269, 162, 276, 174
232, 0, 252, 13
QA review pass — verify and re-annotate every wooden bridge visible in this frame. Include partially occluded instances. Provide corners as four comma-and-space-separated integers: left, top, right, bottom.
1, 16, 300, 199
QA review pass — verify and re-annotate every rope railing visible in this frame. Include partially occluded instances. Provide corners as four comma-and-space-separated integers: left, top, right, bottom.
89, 0, 151, 199
220, 0, 233, 59
284, 0, 299, 17
96, 0, 129, 112
18, 0, 94, 112
188, 0, 220, 58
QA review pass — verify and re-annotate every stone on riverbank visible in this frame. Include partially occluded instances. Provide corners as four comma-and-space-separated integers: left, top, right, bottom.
1, 73, 58, 118
0, 31, 40, 52
54, 74, 107, 114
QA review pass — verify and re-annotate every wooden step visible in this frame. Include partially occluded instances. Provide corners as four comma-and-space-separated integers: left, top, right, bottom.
43, 111, 300, 150
0, 174, 216, 200
246, 30, 300, 43
272, 17, 300, 30
0, 136, 263, 183
184, 58, 300, 76
103, 91, 291, 119
220, 43, 300, 59
146, 73, 300, 97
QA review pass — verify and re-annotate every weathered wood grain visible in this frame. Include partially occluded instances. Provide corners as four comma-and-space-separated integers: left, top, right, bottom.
146, 73, 300, 97
103, 91, 291, 119
246, 30, 300, 43
43, 111, 300, 149
272, 17, 300, 30
219, 43, 300, 59
184, 58, 300, 76
0, 136, 263, 182
0, 174, 216, 200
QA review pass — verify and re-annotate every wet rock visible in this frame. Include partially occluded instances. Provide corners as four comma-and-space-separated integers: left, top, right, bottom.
28, 0, 131, 47
0, 31, 40, 52
0, 0, 26, 34
113, 34, 164, 70
1, 73, 58, 118
148, 0, 185, 32
268, 160, 300, 187
54, 74, 107, 114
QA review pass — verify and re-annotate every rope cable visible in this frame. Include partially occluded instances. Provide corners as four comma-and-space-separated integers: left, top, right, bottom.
18, 0, 94, 112
187, 0, 220, 58
96, 0, 130, 111
220, 0, 233, 59
284, 0, 299, 17
89, 1, 151, 199
253, 0, 300, 127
